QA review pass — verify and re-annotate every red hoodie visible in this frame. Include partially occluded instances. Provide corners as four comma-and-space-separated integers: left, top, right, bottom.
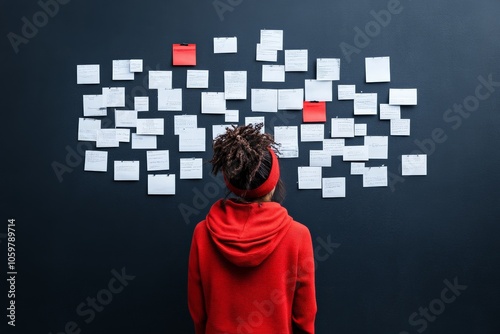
188, 199, 317, 334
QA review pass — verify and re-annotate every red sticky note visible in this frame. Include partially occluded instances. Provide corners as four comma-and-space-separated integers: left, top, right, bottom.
303, 101, 326, 122
172, 44, 196, 66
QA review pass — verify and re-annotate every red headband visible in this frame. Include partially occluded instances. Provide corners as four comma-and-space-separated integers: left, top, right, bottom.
224, 147, 280, 199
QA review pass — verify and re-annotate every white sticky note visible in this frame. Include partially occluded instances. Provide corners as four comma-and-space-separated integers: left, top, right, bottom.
201, 92, 226, 114
148, 174, 175, 195
147, 150, 170, 171
365, 56, 391, 83
116, 128, 130, 142
115, 110, 137, 128
149, 71, 172, 89
113, 60, 134, 80
174, 115, 197, 135
380, 104, 401, 120
391, 119, 411, 136
102, 87, 125, 107
285, 49, 308, 72
94, 129, 117, 147
365, 136, 388, 159
214, 37, 237, 53
96, 129, 119, 148
355, 124, 367, 136
251, 89, 278, 112
278, 89, 303, 110
331, 118, 355, 138
95, 130, 118, 147
158, 88, 182, 111
343, 146, 369, 161
113, 109, 135, 129
305, 80, 332, 102
310, 150, 331, 167
317, 58, 340, 81
130, 59, 143, 72
260, 29, 283, 50
300, 124, 324, 142
351, 162, 366, 175
137, 119, 164, 135
78, 118, 101, 141
131, 133, 157, 149
114, 161, 139, 181
262, 65, 285, 82
225, 110, 239, 122
84, 150, 108, 172
354, 93, 378, 115
134, 97, 149, 112
389, 88, 418, 105
77, 64, 100, 84
186, 70, 209, 89
180, 158, 203, 179
224, 71, 247, 100
338, 85, 356, 100
179, 128, 206, 152
363, 166, 388, 187
83, 95, 106, 117
322, 177, 346, 198
298, 166, 322, 189
402, 154, 427, 176
323, 139, 344, 156
274, 126, 299, 158
256, 43, 278, 62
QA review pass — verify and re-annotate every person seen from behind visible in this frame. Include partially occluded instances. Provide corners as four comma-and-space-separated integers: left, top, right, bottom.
188, 123, 317, 334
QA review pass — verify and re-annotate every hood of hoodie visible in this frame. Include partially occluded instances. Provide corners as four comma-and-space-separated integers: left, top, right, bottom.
205, 199, 293, 267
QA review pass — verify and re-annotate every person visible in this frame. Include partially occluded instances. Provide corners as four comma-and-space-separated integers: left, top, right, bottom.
188, 123, 317, 334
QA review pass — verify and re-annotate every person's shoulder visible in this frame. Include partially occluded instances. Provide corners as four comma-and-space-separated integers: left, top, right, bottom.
288, 219, 312, 237
282, 220, 313, 251
192, 220, 208, 236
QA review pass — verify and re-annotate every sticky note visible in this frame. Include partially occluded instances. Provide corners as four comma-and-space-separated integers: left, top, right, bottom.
173, 44, 196, 66
303, 101, 326, 123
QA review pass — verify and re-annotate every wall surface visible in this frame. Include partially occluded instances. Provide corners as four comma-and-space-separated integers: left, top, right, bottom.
2, 0, 500, 333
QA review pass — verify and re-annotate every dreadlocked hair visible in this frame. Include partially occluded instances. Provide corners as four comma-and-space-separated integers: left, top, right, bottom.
211, 123, 279, 196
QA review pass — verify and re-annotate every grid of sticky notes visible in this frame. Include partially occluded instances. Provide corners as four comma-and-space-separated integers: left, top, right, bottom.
75, 30, 425, 197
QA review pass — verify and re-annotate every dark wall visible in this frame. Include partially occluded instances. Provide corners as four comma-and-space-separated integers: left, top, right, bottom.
2, 0, 500, 333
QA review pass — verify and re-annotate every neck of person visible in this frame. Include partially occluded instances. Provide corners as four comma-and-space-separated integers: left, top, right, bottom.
239, 187, 275, 203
